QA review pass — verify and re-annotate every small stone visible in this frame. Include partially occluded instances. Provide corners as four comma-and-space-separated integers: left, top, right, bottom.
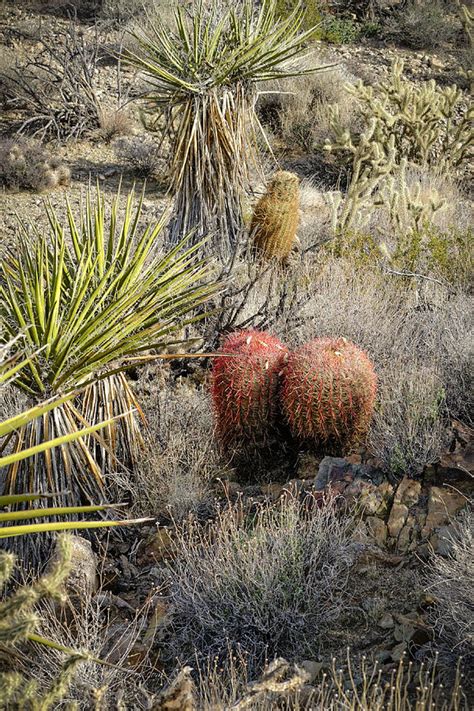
429, 56, 445, 69
394, 477, 421, 507
398, 514, 415, 552
297, 452, 320, 479
366, 516, 387, 546
422, 486, 466, 537
387, 502, 408, 539
47, 534, 98, 598
378, 613, 394, 629
300, 660, 324, 682
391, 641, 407, 661
145, 528, 175, 562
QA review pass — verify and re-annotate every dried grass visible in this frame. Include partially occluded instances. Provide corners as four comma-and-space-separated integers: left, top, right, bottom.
163, 496, 360, 673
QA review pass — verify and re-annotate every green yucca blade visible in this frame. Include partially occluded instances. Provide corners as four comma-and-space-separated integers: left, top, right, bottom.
0, 517, 151, 538
0, 504, 120, 522
0, 416, 118, 468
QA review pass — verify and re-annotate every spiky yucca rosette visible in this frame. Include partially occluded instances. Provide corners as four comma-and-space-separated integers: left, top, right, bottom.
281, 337, 377, 449
211, 330, 288, 448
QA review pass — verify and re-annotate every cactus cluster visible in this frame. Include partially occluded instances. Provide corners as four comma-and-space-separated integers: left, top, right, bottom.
0, 138, 71, 193
251, 171, 300, 260
281, 337, 377, 448
211, 330, 288, 448
211, 330, 377, 451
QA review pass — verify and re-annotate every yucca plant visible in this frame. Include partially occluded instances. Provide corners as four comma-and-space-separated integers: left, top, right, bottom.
124, 0, 334, 255
0, 187, 220, 542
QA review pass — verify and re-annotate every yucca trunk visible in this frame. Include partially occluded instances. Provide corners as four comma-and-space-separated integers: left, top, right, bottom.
0, 373, 143, 564
166, 86, 254, 254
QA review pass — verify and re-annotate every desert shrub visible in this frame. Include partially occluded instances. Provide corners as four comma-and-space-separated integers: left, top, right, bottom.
321, 15, 361, 44
124, 0, 332, 255
426, 508, 473, 688
198, 652, 468, 709
114, 134, 165, 178
258, 60, 360, 152
131, 379, 226, 520
369, 363, 450, 477
20, 590, 155, 709
274, 0, 324, 31
0, 138, 70, 192
164, 497, 359, 673
381, 0, 461, 50
96, 108, 134, 142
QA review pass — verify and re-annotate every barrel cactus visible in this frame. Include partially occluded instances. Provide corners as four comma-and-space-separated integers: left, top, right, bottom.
281, 337, 377, 449
211, 330, 289, 448
251, 170, 300, 260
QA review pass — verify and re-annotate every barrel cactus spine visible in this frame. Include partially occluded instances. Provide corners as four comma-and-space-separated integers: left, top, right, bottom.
281, 337, 377, 449
211, 329, 289, 448
251, 170, 300, 260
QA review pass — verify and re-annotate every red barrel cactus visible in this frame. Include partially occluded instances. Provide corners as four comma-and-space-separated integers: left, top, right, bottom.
211, 329, 288, 448
281, 337, 377, 448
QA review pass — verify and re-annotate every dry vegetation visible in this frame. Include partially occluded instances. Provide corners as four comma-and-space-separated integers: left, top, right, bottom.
0, 0, 473, 709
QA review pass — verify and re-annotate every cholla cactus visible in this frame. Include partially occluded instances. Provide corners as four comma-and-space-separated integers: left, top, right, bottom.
281, 337, 377, 449
0, 536, 86, 710
327, 59, 473, 171
251, 171, 300, 260
211, 329, 288, 449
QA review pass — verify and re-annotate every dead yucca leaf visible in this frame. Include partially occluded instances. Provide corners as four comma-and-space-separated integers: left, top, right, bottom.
0, 187, 220, 559
124, 0, 334, 256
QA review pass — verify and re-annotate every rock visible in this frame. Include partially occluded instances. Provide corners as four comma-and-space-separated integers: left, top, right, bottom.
422, 486, 467, 537
360, 482, 394, 517
299, 660, 324, 683
366, 516, 388, 546
145, 528, 175, 562
387, 503, 408, 539
297, 452, 320, 479
429, 57, 445, 70
394, 477, 421, 507
261, 482, 284, 501
398, 514, 415, 553
315, 456, 348, 490
47, 534, 98, 598
378, 613, 394, 629
431, 524, 457, 555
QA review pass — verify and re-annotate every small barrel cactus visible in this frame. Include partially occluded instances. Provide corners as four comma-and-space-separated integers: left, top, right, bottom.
211, 330, 289, 448
281, 337, 377, 448
251, 170, 300, 260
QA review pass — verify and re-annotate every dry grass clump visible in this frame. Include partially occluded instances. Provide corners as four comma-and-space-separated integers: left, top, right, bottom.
0, 138, 70, 192
369, 363, 450, 477
96, 107, 134, 142
131, 379, 226, 520
198, 652, 468, 710
426, 508, 474, 690
114, 134, 165, 178
381, 0, 461, 50
258, 59, 361, 153
20, 591, 155, 709
163, 496, 359, 673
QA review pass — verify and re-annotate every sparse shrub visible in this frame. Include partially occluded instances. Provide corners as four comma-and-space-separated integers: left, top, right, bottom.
211, 330, 289, 449
382, 0, 460, 50
0, 138, 70, 192
369, 363, 450, 476
131, 379, 226, 520
321, 15, 361, 44
0, 24, 105, 140
114, 134, 165, 178
274, 0, 323, 32
124, 0, 332, 254
164, 496, 359, 673
281, 337, 377, 451
426, 508, 473, 689
96, 108, 134, 142
251, 171, 300, 260
0, 187, 219, 561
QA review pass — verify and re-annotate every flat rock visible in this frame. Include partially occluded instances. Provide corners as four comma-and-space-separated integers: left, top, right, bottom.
422, 486, 467, 537
387, 502, 408, 539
